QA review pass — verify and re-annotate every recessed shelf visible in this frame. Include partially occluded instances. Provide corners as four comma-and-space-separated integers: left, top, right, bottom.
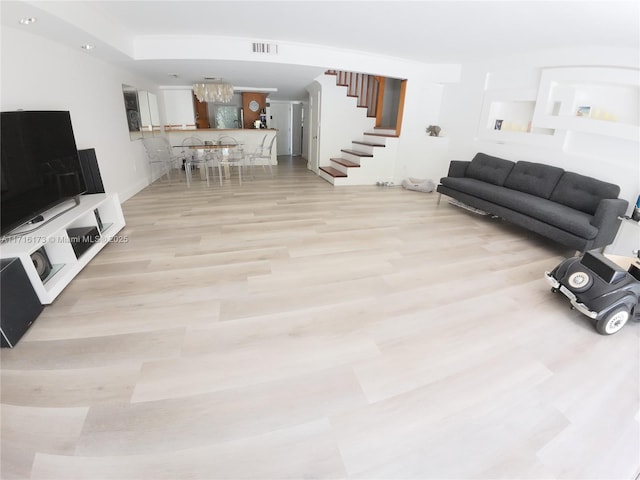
478, 66, 640, 148
42, 263, 65, 286
533, 66, 640, 142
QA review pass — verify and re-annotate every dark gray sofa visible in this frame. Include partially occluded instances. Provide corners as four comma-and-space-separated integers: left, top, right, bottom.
436, 153, 628, 251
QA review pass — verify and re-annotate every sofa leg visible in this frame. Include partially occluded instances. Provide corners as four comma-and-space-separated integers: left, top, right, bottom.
436, 193, 442, 205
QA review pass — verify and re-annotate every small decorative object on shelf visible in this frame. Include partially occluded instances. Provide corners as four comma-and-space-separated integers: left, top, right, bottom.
494, 119, 503, 130
426, 125, 441, 137
576, 106, 591, 117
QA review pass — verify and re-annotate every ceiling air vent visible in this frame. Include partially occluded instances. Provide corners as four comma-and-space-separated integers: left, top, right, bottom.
252, 42, 278, 55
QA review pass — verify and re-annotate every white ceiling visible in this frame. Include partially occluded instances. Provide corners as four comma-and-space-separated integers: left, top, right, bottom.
2, 1, 639, 100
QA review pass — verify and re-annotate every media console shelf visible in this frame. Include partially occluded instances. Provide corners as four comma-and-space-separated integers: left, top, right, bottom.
0, 193, 125, 304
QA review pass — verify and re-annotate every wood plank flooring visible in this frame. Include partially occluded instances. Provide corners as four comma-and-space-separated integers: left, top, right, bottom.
2, 157, 639, 479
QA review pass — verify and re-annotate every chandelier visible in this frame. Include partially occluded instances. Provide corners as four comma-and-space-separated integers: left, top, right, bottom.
193, 81, 234, 103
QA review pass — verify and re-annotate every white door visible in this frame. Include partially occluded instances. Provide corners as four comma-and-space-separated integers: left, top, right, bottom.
269, 103, 292, 156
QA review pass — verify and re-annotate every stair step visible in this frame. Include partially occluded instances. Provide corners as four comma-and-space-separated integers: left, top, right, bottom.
364, 132, 399, 138
331, 158, 360, 168
341, 149, 373, 157
319, 166, 347, 178
353, 140, 385, 148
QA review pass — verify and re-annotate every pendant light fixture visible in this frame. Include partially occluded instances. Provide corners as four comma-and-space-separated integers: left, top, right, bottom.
193, 80, 234, 103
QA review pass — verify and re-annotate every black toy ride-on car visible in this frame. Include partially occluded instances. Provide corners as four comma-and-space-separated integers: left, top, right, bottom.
545, 250, 640, 335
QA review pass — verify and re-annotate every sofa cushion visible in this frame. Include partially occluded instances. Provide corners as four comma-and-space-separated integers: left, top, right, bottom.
440, 177, 505, 202
440, 177, 599, 239
503, 161, 564, 199
499, 190, 599, 239
550, 172, 621, 215
447, 160, 470, 178
465, 153, 515, 186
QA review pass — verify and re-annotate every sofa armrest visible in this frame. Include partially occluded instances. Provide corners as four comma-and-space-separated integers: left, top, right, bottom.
448, 160, 470, 178
589, 198, 629, 248
591, 198, 629, 227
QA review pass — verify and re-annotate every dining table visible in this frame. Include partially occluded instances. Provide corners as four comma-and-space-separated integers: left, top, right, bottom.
181, 143, 243, 182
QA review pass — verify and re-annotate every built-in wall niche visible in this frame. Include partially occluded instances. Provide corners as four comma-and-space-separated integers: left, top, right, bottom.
487, 100, 534, 132
193, 93, 244, 129
203, 94, 243, 129
545, 83, 639, 122
477, 88, 558, 146
211, 105, 242, 129
533, 67, 640, 142
478, 66, 640, 149
121, 84, 161, 140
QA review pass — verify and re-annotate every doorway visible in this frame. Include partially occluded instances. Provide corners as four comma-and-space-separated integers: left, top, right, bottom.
269, 103, 292, 156
269, 102, 304, 157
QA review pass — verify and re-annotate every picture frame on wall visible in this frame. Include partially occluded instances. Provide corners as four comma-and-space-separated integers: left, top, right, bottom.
494, 119, 503, 130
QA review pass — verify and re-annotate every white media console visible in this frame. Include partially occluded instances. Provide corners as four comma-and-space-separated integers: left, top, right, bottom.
0, 193, 125, 304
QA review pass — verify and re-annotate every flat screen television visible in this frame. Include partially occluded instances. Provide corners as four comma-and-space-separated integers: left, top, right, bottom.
1, 110, 87, 236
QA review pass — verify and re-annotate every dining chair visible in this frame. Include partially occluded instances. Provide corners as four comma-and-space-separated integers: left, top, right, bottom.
217, 135, 244, 185
180, 136, 203, 157
142, 137, 178, 184
248, 134, 276, 177
182, 136, 209, 187
203, 140, 224, 186
245, 134, 267, 178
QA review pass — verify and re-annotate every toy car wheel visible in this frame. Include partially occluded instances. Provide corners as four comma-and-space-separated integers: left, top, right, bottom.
595, 306, 630, 335
567, 271, 592, 292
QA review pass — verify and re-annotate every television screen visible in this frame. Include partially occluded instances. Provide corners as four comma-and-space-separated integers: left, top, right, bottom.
1, 111, 87, 236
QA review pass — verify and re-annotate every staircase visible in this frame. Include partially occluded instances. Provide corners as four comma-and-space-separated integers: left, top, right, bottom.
319, 70, 399, 186
326, 70, 380, 118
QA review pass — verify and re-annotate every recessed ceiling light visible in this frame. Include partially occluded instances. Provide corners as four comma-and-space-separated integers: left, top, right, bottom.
19, 17, 37, 25
81, 44, 95, 50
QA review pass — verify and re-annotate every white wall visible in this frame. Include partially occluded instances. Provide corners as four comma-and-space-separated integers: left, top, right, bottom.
314, 74, 377, 166
394, 80, 451, 182
312, 72, 457, 184
439, 47, 640, 208
1, 26, 154, 202
161, 88, 196, 127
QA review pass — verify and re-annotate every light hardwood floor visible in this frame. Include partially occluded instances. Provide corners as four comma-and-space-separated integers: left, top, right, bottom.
2, 157, 639, 479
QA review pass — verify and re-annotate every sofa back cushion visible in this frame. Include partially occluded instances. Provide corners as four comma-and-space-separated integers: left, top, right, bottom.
465, 153, 515, 186
503, 161, 564, 199
550, 172, 621, 215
